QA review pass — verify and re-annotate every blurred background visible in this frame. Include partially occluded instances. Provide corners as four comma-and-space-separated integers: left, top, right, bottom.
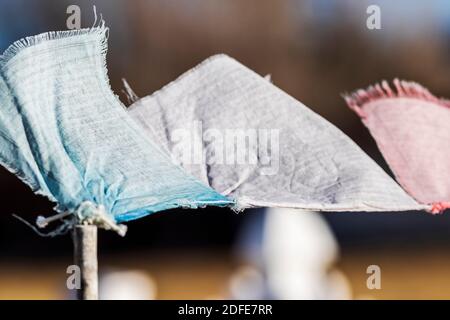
1, 0, 450, 299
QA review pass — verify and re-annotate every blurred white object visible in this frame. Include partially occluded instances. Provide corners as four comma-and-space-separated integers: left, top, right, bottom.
99, 270, 157, 300
229, 208, 351, 299
262, 208, 351, 299
263, 208, 337, 269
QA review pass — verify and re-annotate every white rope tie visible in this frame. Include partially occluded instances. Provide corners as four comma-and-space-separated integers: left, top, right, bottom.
14, 201, 127, 237
73, 201, 127, 236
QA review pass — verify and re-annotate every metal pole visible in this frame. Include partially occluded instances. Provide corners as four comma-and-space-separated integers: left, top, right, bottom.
72, 225, 98, 300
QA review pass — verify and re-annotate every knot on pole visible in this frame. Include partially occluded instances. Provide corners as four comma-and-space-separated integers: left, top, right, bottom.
13, 201, 127, 237
75, 201, 127, 236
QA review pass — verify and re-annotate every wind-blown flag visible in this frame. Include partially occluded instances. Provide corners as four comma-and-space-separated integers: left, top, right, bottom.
345, 80, 450, 213
0, 24, 231, 232
127, 55, 425, 213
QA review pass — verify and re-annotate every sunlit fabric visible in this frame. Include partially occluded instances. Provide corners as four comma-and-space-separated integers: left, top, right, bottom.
345, 80, 450, 213
128, 55, 425, 212
0, 26, 231, 223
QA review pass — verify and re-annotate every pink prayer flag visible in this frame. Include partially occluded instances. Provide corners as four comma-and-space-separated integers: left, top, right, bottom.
345, 79, 450, 214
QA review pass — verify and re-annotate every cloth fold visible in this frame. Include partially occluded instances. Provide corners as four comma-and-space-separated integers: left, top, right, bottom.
0, 25, 232, 225
128, 54, 425, 212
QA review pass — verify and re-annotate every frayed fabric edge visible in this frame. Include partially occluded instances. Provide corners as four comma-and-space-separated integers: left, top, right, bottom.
344, 80, 450, 214
230, 196, 429, 213
0, 8, 107, 66
343, 79, 450, 119
430, 202, 450, 215
121, 78, 140, 104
